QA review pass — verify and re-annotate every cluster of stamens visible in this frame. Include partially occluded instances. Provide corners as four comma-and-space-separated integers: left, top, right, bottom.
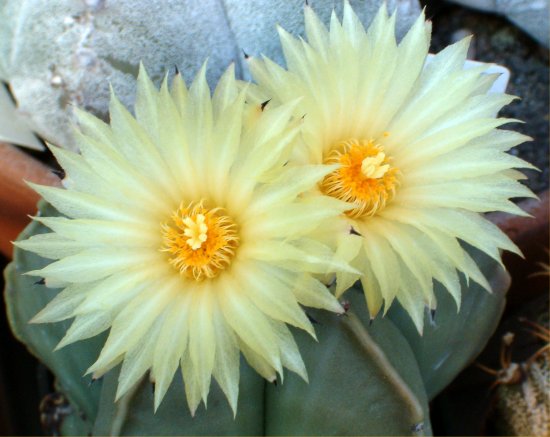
161, 201, 239, 281
320, 138, 399, 218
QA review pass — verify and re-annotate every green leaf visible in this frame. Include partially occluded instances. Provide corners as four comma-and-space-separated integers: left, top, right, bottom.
93, 362, 265, 436
3, 200, 104, 431
388, 247, 509, 400
265, 291, 432, 436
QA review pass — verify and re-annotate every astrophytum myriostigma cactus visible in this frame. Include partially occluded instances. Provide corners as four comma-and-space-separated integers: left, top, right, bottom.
5, 200, 509, 435
3, 1, 516, 435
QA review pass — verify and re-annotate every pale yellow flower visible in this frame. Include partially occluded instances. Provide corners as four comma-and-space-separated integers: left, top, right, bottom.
248, 1, 536, 331
15, 65, 352, 414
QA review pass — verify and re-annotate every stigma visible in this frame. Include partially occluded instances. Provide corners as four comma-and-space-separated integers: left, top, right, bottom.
161, 201, 239, 281
320, 138, 399, 218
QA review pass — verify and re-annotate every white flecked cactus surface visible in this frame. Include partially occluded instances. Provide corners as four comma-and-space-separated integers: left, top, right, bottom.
0, 0, 421, 151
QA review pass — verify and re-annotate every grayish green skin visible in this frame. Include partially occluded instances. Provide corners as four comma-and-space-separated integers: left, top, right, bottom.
265, 299, 432, 436
387, 250, 509, 400
0, 0, 420, 151
4, 202, 103, 435
3, 200, 509, 435
93, 362, 265, 436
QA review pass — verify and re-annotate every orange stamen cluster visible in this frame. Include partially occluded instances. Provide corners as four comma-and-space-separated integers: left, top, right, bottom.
320, 138, 399, 218
161, 201, 239, 281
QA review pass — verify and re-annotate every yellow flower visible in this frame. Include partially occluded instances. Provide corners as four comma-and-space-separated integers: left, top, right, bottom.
15, 65, 353, 414
247, 2, 537, 331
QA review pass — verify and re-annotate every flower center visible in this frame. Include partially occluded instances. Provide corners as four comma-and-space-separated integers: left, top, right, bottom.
320, 138, 399, 218
161, 201, 239, 281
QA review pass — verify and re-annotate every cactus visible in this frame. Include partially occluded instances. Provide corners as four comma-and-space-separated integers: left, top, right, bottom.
4, 201, 103, 435
387, 247, 509, 400
4, 200, 509, 435
481, 322, 550, 436
494, 351, 549, 436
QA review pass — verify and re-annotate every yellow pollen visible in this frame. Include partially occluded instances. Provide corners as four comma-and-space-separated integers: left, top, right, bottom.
161, 201, 239, 281
320, 138, 400, 218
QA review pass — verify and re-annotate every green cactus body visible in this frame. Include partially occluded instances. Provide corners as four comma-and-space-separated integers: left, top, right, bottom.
4, 201, 509, 435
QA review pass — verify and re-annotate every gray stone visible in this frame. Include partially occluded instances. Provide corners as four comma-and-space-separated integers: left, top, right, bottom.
0, 0, 421, 151
447, 0, 549, 47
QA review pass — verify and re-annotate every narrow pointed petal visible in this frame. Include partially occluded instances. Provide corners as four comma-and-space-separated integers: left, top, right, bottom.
211, 302, 240, 416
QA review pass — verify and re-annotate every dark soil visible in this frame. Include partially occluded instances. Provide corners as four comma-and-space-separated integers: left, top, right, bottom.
422, 1, 549, 195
